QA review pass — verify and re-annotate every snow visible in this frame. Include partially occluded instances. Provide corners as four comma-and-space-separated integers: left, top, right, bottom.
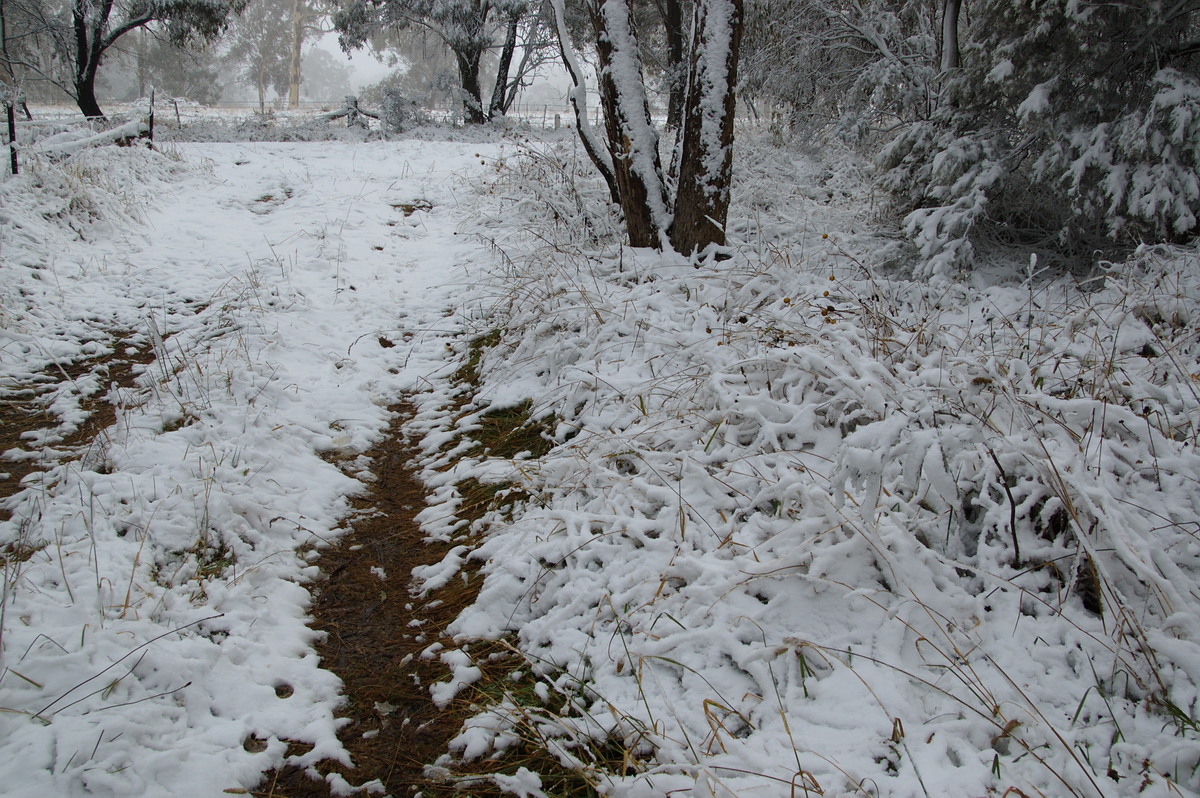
1018, 80, 1055, 122
0, 132, 516, 796
986, 59, 1014, 83
405, 135, 1200, 797
3, 118, 1200, 798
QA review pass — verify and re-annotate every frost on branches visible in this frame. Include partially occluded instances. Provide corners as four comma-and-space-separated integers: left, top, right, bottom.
739, 0, 1200, 279
879, 0, 1200, 277
0, 0, 246, 119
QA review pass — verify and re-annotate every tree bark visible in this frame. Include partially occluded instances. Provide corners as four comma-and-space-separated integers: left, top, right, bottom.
670, 0, 743, 254
590, 0, 670, 247
73, 0, 111, 119
8, 100, 17, 175
75, 73, 105, 119
455, 46, 485, 123
257, 63, 267, 113
488, 12, 521, 119
288, 0, 304, 107
940, 0, 961, 71
664, 0, 686, 131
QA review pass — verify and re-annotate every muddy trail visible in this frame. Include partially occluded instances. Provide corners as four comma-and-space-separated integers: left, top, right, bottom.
258, 404, 497, 798
0, 347, 480, 794
2, 346, 543, 796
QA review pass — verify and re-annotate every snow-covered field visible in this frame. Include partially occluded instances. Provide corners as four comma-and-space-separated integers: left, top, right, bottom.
2, 121, 1200, 798
0, 132, 516, 796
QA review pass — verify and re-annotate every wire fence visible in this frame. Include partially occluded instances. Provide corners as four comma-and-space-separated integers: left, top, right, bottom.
14, 98, 776, 140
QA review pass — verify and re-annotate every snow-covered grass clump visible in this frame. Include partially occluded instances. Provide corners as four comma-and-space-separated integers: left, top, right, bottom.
416, 134, 1200, 797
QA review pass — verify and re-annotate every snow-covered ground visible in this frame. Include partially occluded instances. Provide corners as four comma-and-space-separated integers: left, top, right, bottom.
0, 133, 516, 796
2, 122, 1200, 798
406, 138, 1200, 797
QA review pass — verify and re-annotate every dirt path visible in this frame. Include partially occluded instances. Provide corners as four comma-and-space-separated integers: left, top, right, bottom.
0, 345, 480, 794
259, 404, 487, 797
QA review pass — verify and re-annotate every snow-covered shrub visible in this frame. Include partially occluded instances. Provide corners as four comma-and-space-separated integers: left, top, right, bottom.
740, 0, 938, 138
380, 87, 422, 132
1056, 69, 1200, 241
417, 132, 1200, 797
880, 0, 1200, 277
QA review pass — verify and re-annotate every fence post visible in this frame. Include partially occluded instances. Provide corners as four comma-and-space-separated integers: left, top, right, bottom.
148, 88, 155, 143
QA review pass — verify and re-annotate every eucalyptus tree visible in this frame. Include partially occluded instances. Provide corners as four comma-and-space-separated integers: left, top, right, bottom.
224, 0, 294, 110
335, 0, 548, 123
0, 0, 247, 118
552, 0, 744, 254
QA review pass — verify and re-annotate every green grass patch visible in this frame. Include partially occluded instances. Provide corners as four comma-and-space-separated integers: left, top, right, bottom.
454, 477, 531, 525
451, 329, 503, 388
472, 400, 556, 460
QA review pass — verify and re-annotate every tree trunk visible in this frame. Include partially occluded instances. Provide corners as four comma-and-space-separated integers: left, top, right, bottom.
664, 0, 686, 131
590, 0, 670, 248
288, 0, 304, 108
73, 1, 110, 119
8, 100, 17, 175
136, 29, 148, 98
940, 0, 961, 71
670, 0, 743, 254
75, 68, 106, 119
455, 47, 485, 124
488, 12, 521, 119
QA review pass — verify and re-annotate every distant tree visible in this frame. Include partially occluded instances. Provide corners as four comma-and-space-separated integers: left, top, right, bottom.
0, 0, 247, 119
224, 0, 293, 110
552, 0, 743, 253
221, 0, 330, 110
125, 32, 225, 103
335, 0, 550, 123
286, 0, 333, 107
300, 46, 353, 101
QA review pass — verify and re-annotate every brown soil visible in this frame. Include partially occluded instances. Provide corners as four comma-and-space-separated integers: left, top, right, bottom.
257, 403, 487, 797
0, 337, 157, 526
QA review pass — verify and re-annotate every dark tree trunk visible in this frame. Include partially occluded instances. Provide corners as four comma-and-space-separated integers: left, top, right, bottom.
941, 0, 961, 71
488, 12, 521, 118
73, 0, 111, 119
75, 70, 106, 119
7, 100, 17, 175
664, 0, 686, 130
455, 46, 485, 123
670, 0, 743, 254
589, 0, 669, 248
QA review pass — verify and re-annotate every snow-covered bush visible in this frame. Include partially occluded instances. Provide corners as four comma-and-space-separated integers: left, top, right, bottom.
881, 0, 1200, 277
415, 132, 1200, 797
